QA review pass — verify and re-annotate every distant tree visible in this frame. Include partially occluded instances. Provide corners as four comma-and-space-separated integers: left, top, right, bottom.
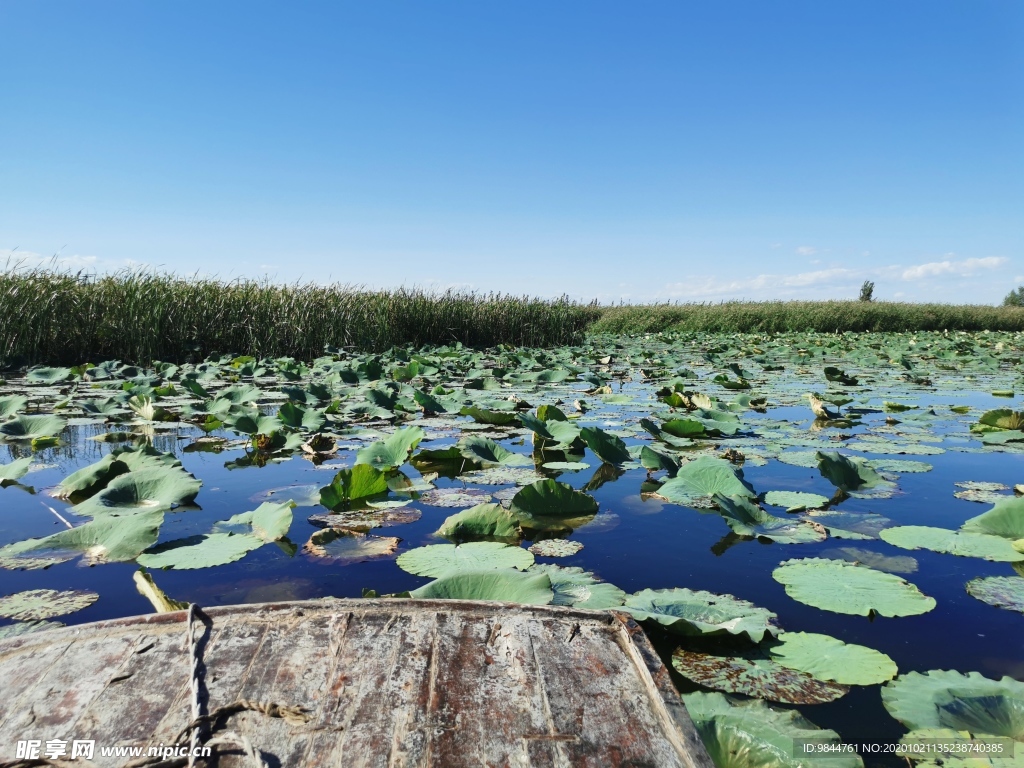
1004, 285, 1024, 307
859, 280, 875, 302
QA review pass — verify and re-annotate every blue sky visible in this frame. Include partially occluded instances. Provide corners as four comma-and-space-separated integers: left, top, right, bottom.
2, 1, 1021, 303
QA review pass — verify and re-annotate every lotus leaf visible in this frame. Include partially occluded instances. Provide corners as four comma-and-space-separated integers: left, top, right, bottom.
768, 632, 898, 685
137, 532, 264, 570
0, 457, 33, 485
319, 464, 390, 510
654, 457, 756, 509
355, 426, 425, 470
308, 507, 421, 531
763, 491, 829, 512
72, 467, 201, 517
0, 589, 98, 620
882, 670, 1024, 740
0, 414, 67, 440
962, 498, 1024, 539
965, 576, 1024, 614
772, 558, 936, 617
622, 587, 780, 642
460, 467, 544, 486
302, 529, 400, 564
816, 451, 891, 493
0, 395, 28, 418
457, 435, 532, 467
869, 458, 933, 473
509, 480, 599, 527
803, 510, 893, 540
714, 495, 826, 543
419, 488, 493, 508
409, 568, 553, 604
25, 366, 72, 385
639, 446, 680, 475
0, 510, 164, 568
879, 526, 1024, 562
979, 409, 1024, 431
436, 504, 522, 540
899, 728, 1024, 767
459, 406, 519, 426
528, 564, 625, 609
528, 539, 583, 557
672, 649, 849, 704
683, 692, 863, 768
579, 426, 631, 465
213, 501, 293, 543
396, 541, 534, 577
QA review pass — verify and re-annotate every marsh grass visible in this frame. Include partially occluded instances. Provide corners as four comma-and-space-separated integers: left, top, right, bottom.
593, 301, 1024, 335
0, 266, 600, 365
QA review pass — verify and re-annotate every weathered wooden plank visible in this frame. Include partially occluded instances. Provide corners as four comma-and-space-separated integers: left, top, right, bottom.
0, 600, 713, 768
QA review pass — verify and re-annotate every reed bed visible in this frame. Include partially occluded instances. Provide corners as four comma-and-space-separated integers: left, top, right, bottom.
592, 301, 1024, 334
0, 266, 600, 365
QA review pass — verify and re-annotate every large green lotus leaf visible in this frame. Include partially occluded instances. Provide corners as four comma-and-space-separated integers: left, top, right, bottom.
579, 426, 631, 465
355, 426, 425, 471
622, 587, 780, 642
803, 510, 894, 540
509, 480, 599, 527
276, 402, 328, 432
457, 435, 532, 467
212, 383, 262, 405
768, 632, 898, 685
0, 395, 28, 418
882, 670, 1024, 740
319, 464, 390, 510
55, 454, 130, 498
0, 511, 165, 568
661, 419, 708, 438
0, 589, 98, 620
672, 649, 848, 704
517, 412, 555, 440
396, 541, 534, 577
137, 532, 263, 569
72, 467, 202, 518
979, 409, 1024, 431
459, 405, 520, 426
656, 458, 756, 507
683, 692, 864, 768
25, 366, 73, 385
639, 445, 680, 475
763, 491, 830, 512
529, 564, 626, 609
816, 451, 891, 492
436, 503, 522, 540
962, 498, 1024, 539
0, 414, 67, 440
821, 547, 918, 574
714, 495, 826, 543
302, 529, 400, 564
772, 558, 936, 617
965, 576, 1024, 614
545, 420, 585, 448
409, 568, 553, 604
0, 457, 33, 485
460, 467, 545, 486
0, 621, 63, 639
879, 526, 1024, 562
869, 458, 933, 474
213, 501, 294, 542
639, 418, 693, 448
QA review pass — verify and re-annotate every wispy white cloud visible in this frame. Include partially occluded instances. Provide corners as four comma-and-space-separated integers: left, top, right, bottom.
900, 256, 1007, 281
795, 246, 817, 256
0, 248, 144, 273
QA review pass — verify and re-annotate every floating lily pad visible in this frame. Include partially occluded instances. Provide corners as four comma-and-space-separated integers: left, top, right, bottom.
869, 458, 933, 473
0, 414, 67, 441
772, 558, 936, 617
803, 510, 894, 540
0, 589, 98, 621
541, 461, 591, 471
529, 564, 626, 609
962, 497, 1024, 539
821, 547, 918, 574
0, 457, 33, 486
459, 467, 544, 486
763, 491, 830, 512
528, 539, 583, 557
0, 511, 165, 568
882, 670, 1024, 739
409, 568, 553, 604
965, 576, 1024, 614
72, 466, 202, 517
672, 649, 849, 704
396, 541, 534, 577
0, 620, 63, 639
212, 501, 293, 543
457, 435, 532, 466
253, 484, 322, 507
655, 458, 756, 508
308, 507, 421, 531
623, 588, 779, 642
683, 692, 864, 768
715, 495, 826, 543
302, 529, 400, 564
768, 632, 898, 685
880, 526, 1024, 562
137, 532, 264, 570
419, 487, 494, 508
354, 426, 425, 470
